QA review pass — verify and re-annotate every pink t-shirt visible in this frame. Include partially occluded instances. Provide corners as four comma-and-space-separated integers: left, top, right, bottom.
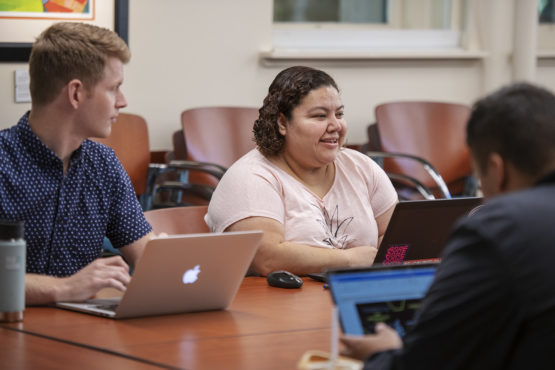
206, 148, 397, 249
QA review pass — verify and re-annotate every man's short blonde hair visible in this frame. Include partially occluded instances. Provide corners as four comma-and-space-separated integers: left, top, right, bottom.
29, 22, 130, 106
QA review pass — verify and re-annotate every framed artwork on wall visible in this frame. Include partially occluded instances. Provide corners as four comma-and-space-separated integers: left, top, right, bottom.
0, 0, 95, 20
0, 0, 128, 62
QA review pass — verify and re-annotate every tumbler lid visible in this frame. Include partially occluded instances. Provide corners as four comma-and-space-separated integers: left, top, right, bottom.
0, 220, 24, 240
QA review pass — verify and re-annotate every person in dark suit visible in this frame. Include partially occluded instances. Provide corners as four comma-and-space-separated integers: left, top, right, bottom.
340, 82, 555, 370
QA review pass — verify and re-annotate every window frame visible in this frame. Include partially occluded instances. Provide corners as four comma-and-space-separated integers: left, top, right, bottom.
266, 0, 484, 61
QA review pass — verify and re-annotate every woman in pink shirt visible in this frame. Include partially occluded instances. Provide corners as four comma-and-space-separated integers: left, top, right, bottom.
206, 66, 398, 276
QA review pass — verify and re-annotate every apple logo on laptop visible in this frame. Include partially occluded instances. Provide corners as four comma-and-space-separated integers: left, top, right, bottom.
182, 265, 201, 284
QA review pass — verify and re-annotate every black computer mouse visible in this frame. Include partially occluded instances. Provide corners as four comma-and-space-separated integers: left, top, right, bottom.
266, 270, 303, 289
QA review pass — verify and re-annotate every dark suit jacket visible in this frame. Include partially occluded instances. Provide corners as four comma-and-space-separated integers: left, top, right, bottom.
365, 171, 555, 370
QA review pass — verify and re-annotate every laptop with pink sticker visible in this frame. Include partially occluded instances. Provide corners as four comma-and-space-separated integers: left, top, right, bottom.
374, 198, 482, 265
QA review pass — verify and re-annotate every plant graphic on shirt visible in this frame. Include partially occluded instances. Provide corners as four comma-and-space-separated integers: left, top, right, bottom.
312, 203, 353, 249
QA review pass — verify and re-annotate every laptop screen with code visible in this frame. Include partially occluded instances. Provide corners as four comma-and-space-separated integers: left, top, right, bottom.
327, 263, 438, 336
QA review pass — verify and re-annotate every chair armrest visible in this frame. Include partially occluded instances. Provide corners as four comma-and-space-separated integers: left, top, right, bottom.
143, 161, 227, 209
146, 160, 226, 197
166, 160, 227, 180
365, 151, 452, 199
154, 181, 215, 204
386, 173, 435, 200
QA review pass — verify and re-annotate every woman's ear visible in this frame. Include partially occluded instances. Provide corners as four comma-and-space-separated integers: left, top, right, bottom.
277, 113, 288, 136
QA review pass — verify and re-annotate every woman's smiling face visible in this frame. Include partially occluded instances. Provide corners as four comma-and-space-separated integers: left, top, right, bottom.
278, 85, 347, 170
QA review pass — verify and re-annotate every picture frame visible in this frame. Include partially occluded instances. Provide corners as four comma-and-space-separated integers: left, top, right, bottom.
0, 0, 128, 63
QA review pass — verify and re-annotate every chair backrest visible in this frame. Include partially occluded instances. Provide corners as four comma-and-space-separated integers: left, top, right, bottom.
168, 129, 188, 162
180, 106, 259, 167
180, 106, 259, 187
92, 113, 150, 195
144, 205, 209, 235
374, 101, 472, 194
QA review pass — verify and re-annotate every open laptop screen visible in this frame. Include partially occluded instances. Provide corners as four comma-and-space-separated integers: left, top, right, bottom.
327, 263, 438, 336
374, 197, 482, 265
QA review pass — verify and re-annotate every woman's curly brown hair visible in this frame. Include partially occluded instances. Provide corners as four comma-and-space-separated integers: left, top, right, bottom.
253, 66, 339, 157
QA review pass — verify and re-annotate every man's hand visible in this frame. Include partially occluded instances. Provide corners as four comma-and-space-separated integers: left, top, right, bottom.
56, 256, 131, 301
26, 256, 132, 305
340, 323, 403, 361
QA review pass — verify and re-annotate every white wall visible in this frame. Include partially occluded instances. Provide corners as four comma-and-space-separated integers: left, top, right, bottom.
1, 0, 554, 151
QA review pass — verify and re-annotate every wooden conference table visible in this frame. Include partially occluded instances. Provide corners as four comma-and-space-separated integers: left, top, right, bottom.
0, 277, 334, 370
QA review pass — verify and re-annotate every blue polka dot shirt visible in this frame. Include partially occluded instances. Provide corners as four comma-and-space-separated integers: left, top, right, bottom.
0, 112, 152, 277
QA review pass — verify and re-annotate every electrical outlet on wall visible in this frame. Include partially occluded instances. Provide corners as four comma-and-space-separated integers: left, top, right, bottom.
14, 70, 31, 104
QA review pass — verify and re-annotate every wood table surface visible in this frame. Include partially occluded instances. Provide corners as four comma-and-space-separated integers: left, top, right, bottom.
0, 277, 335, 370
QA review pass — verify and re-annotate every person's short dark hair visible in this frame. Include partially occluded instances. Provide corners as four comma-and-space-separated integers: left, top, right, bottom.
253, 66, 339, 157
466, 82, 555, 177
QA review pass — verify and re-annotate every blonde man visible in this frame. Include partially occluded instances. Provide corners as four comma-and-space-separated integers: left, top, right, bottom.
0, 22, 153, 305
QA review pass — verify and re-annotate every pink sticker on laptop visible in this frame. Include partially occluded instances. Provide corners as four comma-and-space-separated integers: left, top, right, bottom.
382, 244, 409, 264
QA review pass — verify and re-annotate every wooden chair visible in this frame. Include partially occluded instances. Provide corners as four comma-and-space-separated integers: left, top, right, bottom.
366, 101, 476, 200
93, 113, 150, 197
154, 129, 226, 207
92, 113, 218, 209
144, 205, 209, 234
180, 106, 259, 187
91, 112, 161, 210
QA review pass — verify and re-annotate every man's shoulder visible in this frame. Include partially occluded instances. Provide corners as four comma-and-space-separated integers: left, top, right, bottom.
81, 139, 119, 162
83, 138, 114, 152
1, 112, 30, 142
78, 140, 125, 182
0, 124, 20, 146
0, 125, 26, 167
450, 184, 555, 255
483, 184, 555, 218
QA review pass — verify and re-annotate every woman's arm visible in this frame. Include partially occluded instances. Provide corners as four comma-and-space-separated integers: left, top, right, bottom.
227, 216, 378, 276
377, 203, 396, 246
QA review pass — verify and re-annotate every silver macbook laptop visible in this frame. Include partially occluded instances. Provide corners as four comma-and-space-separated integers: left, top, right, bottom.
55, 230, 263, 319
